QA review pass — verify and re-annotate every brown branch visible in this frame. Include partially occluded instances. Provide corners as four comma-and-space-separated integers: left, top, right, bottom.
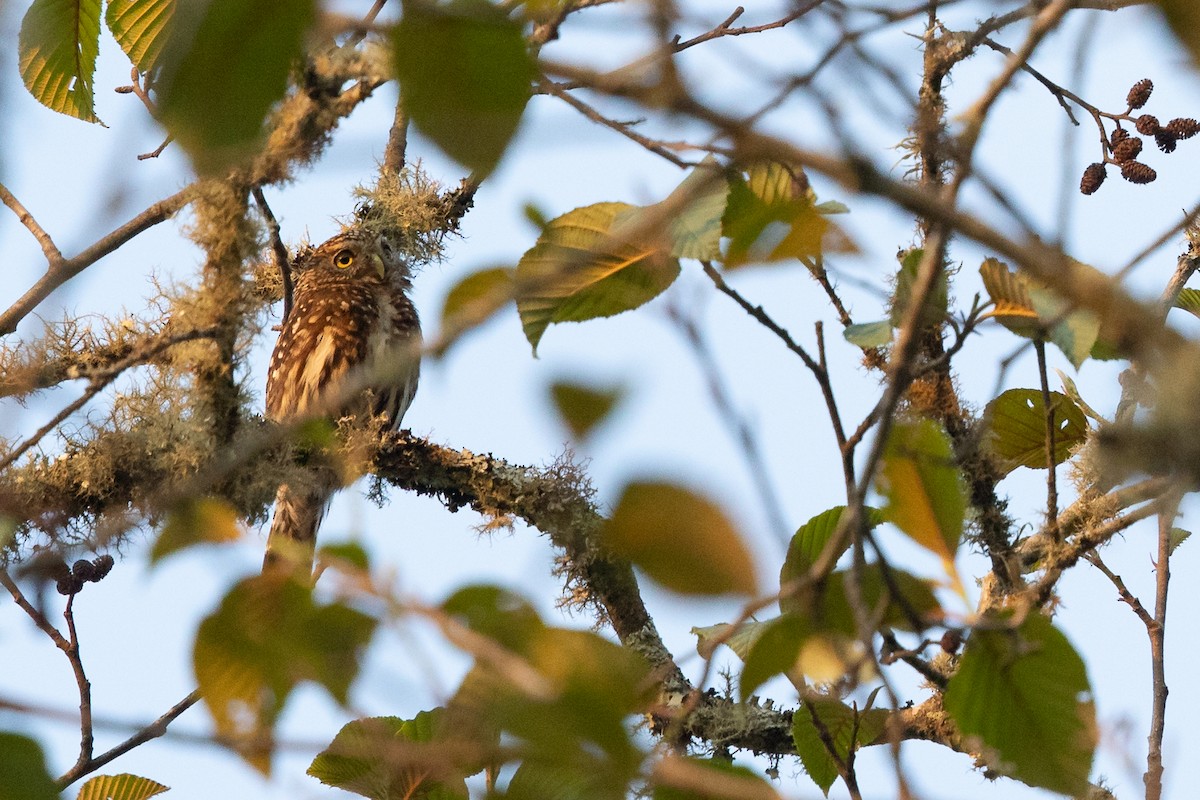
0, 182, 63, 264
1144, 495, 1178, 800
252, 188, 293, 324
1034, 339, 1059, 540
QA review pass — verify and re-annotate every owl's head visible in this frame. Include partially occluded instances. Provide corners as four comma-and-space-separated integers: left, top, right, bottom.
292, 229, 411, 288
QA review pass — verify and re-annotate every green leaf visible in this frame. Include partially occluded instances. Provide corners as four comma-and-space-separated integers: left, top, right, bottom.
981, 258, 1103, 366
18, 0, 103, 122
779, 506, 884, 596
782, 565, 941, 634
437, 266, 514, 353
891, 248, 948, 329
792, 698, 887, 796
514, 202, 680, 354
193, 574, 377, 772
1054, 369, 1107, 425
0, 733, 59, 800
842, 320, 892, 348
152, 497, 243, 564
943, 613, 1096, 796
652, 757, 775, 800
984, 389, 1087, 476
308, 712, 469, 800
1169, 527, 1191, 555
442, 584, 545, 654
980, 257, 1040, 337
393, 0, 535, 176
77, 774, 169, 800
875, 419, 965, 564
722, 163, 855, 269
505, 752, 627, 800
657, 158, 728, 260
603, 481, 756, 595
739, 613, 810, 698
156, 0, 317, 172
1173, 287, 1200, 320
690, 620, 770, 661
549, 381, 624, 440
1029, 287, 1100, 369
317, 541, 372, 573
105, 0, 175, 72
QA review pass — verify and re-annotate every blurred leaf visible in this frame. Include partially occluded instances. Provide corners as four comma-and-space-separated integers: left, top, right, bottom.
604, 481, 756, 595
505, 752, 627, 800
152, 497, 243, 564
1055, 369, 1107, 425
792, 698, 887, 796
842, 320, 892, 348
891, 248, 948, 329
106, 0, 175, 72
157, 0, 316, 172
0, 732, 59, 800
1173, 287, 1200, 320
550, 381, 624, 440
393, 0, 535, 176
308, 712, 469, 800
943, 613, 1096, 796
652, 756, 776, 800
876, 419, 964, 565
442, 584, 545, 653
437, 266, 515, 354
515, 202, 680, 354
779, 506, 885, 598
19, 0, 103, 122
722, 163, 855, 269
1170, 527, 1191, 555
193, 574, 376, 772
1029, 288, 1100, 370
77, 774, 169, 800
782, 565, 940, 633
690, 620, 770, 661
1159, 1, 1200, 66
981, 258, 1102, 366
739, 613, 810, 698
984, 389, 1087, 476
317, 541, 372, 573
656, 157, 728, 260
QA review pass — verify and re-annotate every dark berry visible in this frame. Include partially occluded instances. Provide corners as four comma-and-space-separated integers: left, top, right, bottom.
1080, 163, 1107, 195
91, 555, 114, 580
1166, 118, 1200, 140
1111, 137, 1142, 162
1135, 114, 1161, 135
940, 629, 963, 654
1120, 161, 1157, 184
1127, 79, 1154, 109
71, 559, 96, 581
1155, 131, 1177, 153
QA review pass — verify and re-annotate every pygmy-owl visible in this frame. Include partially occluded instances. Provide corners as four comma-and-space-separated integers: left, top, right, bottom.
264, 227, 421, 575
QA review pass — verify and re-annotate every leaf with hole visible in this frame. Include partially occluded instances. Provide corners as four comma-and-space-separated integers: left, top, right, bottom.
984, 389, 1087, 475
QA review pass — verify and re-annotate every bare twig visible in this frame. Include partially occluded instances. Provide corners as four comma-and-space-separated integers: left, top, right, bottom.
253, 188, 293, 324
0, 183, 63, 264
1034, 339, 1059, 539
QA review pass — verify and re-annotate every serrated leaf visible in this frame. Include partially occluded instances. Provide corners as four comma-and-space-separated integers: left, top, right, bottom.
792, 698, 888, 796
105, 0, 175, 72
739, 613, 810, 698
657, 158, 728, 260
0, 732, 59, 800
980, 257, 1038, 335
438, 266, 514, 352
77, 774, 169, 800
308, 712, 469, 800
842, 320, 892, 348
779, 506, 884, 597
690, 620, 770, 661
550, 381, 624, 440
603, 481, 756, 595
152, 497, 243, 564
194, 574, 376, 772
891, 248, 948, 329
875, 420, 964, 565
782, 565, 941, 633
19, 0, 103, 122
1169, 527, 1191, 555
393, 0, 534, 176
514, 202, 680, 354
157, 0, 317, 172
1173, 287, 1200, 320
984, 389, 1087, 476
943, 613, 1096, 796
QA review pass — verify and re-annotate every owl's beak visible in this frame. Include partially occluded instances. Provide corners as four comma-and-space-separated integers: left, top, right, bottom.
370, 252, 386, 279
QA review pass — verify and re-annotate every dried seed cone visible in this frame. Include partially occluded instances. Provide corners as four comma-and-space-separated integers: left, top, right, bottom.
1155, 131, 1178, 153
1112, 137, 1143, 162
1136, 114, 1161, 135
1080, 163, 1107, 195
1111, 127, 1130, 146
1166, 118, 1200, 140
1120, 161, 1157, 184
1127, 79, 1154, 109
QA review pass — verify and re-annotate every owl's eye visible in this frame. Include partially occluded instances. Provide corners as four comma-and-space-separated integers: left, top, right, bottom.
333, 249, 355, 268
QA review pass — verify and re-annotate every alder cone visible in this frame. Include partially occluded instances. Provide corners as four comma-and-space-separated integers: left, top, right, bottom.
1111, 137, 1142, 162
1080, 163, 1106, 195
1166, 118, 1200, 140
1111, 127, 1130, 146
1136, 114, 1161, 135
1155, 131, 1177, 153
1127, 78, 1154, 109
1120, 161, 1157, 184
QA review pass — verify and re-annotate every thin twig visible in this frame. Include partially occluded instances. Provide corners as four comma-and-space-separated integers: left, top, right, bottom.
1034, 339, 1059, 539
1144, 494, 1178, 800
62, 593, 94, 778
0, 182, 63, 264
253, 187, 293, 324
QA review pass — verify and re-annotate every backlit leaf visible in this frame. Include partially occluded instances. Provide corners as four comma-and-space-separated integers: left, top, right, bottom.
781, 565, 940, 633
691, 620, 770, 661
515, 202, 679, 353
779, 506, 884, 599
657, 158, 728, 260
550, 381, 625, 440
152, 497, 243, 564
19, 0, 103, 122
77, 774, 169, 800
943, 612, 1096, 796
1029, 288, 1100, 370
842, 320, 892, 348
393, 0, 535, 176
1170, 527, 1191, 555
1173, 287, 1200, 320
106, 0, 175, 72
604, 481, 756, 595
875, 419, 964, 564
157, 0, 317, 172
981, 258, 1102, 366
984, 389, 1087, 475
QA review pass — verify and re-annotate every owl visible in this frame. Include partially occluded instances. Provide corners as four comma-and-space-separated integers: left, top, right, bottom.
264, 228, 421, 576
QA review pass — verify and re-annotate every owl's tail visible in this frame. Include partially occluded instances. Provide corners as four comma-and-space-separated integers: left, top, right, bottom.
263, 479, 333, 578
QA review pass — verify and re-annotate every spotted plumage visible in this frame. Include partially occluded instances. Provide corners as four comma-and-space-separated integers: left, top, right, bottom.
264, 228, 420, 575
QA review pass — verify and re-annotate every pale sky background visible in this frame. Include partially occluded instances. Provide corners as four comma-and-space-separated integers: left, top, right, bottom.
4, 2, 1200, 799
